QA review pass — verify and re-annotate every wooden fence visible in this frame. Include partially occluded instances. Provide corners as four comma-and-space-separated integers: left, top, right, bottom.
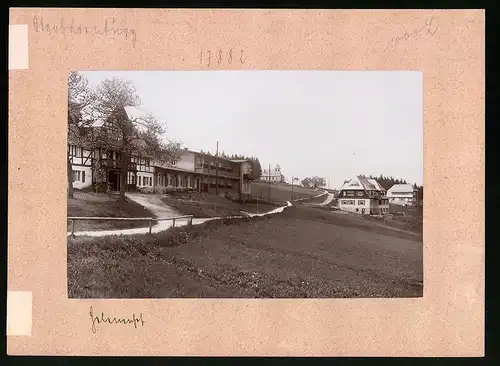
67, 215, 194, 237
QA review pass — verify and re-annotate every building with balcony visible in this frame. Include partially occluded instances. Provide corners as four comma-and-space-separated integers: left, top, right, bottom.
68, 105, 256, 198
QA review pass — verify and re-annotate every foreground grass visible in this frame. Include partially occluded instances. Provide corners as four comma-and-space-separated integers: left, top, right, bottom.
68, 207, 423, 299
67, 191, 156, 231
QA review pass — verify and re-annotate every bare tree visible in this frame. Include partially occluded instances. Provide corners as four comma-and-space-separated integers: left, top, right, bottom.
301, 177, 312, 188
67, 71, 95, 198
85, 77, 183, 202
302, 176, 326, 189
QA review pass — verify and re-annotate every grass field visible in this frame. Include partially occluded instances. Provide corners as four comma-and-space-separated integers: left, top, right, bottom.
161, 192, 277, 218
68, 204, 423, 298
67, 191, 156, 231
361, 204, 423, 234
250, 182, 321, 202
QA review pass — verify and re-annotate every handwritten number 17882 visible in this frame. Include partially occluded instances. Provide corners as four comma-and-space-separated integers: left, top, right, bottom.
198, 49, 246, 67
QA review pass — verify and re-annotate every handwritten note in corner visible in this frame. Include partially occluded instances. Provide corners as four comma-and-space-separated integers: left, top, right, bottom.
197, 48, 247, 68
383, 16, 438, 53
32, 16, 137, 48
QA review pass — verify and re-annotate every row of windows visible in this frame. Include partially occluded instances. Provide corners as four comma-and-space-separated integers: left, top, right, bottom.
131, 174, 237, 189
342, 200, 365, 205
344, 191, 364, 197
69, 145, 153, 166
340, 200, 356, 205
138, 165, 153, 172
354, 208, 388, 213
195, 159, 235, 172
72, 170, 86, 183
342, 190, 385, 197
69, 145, 81, 157
137, 176, 153, 187
341, 199, 388, 206
131, 156, 151, 166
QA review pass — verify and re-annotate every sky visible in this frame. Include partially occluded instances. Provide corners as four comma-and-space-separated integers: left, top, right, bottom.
81, 70, 423, 188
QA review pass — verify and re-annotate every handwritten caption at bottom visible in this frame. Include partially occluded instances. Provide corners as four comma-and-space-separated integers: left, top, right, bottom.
32, 16, 137, 48
90, 306, 145, 334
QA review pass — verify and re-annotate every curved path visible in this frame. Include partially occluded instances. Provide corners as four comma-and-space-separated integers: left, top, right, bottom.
68, 194, 292, 238
318, 192, 335, 206
125, 193, 181, 217
292, 190, 328, 203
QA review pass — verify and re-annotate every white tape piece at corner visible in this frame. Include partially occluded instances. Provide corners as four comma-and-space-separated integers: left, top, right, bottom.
9, 25, 29, 70
6, 291, 32, 336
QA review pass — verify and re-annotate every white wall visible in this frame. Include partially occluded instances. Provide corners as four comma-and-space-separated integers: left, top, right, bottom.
70, 148, 92, 166
71, 165, 92, 189
389, 197, 412, 206
371, 199, 389, 214
241, 161, 252, 175
173, 151, 195, 171
338, 198, 371, 214
153, 151, 196, 172
137, 172, 154, 189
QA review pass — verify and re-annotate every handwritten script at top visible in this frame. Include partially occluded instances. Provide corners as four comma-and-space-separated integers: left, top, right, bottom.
32, 16, 137, 48
383, 16, 438, 52
89, 306, 145, 334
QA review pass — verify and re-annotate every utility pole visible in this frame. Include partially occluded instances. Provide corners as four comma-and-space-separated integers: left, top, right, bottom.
268, 164, 271, 202
200, 152, 204, 193
215, 141, 219, 195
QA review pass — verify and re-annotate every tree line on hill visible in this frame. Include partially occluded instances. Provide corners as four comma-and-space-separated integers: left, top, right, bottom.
300, 174, 423, 201
301, 176, 326, 189
364, 174, 423, 200
349, 174, 423, 201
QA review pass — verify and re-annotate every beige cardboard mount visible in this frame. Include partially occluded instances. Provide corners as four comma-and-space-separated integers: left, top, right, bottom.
8, 8, 484, 356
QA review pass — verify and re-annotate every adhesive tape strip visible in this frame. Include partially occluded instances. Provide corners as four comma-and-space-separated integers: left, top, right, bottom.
6, 291, 32, 336
9, 24, 29, 70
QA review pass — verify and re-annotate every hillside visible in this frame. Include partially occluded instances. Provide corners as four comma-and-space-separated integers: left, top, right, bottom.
250, 182, 320, 203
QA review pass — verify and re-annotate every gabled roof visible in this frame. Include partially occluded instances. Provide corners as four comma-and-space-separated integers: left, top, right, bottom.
124, 105, 149, 121
387, 184, 415, 193
368, 178, 385, 191
340, 176, 385, 192
78, 105, 150, 129
77, 104, 106, 127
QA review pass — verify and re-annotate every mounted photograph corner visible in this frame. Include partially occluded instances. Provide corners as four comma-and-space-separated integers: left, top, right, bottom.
67, 70, 423, 299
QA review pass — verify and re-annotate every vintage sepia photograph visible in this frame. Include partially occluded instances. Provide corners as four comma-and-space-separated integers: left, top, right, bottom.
67, 70, 423, 299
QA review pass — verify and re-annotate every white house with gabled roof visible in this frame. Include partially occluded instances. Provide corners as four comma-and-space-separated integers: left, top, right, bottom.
386, 184, 418, 206
337, 175, 389, 215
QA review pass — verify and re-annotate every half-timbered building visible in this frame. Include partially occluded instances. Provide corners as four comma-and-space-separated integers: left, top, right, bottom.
68, 105, 256, 198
